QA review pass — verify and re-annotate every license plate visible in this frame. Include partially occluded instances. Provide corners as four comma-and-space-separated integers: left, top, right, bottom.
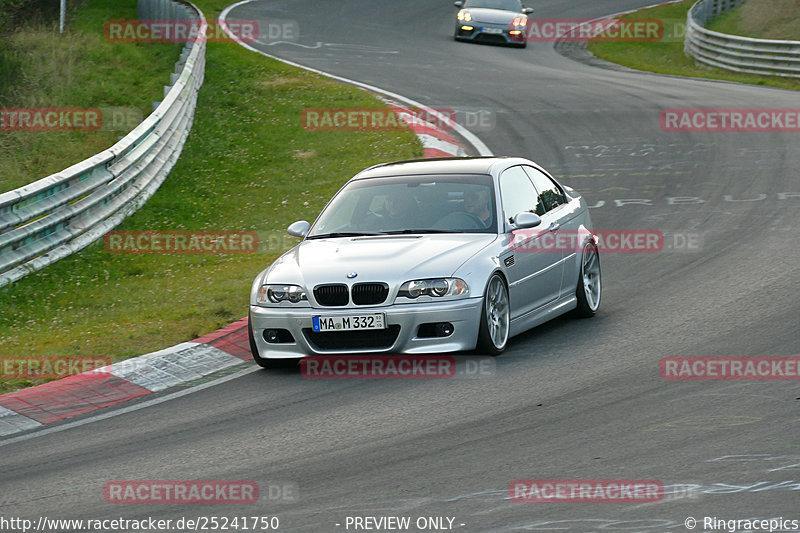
313, 313, 386, 332
483, 27, 503, 34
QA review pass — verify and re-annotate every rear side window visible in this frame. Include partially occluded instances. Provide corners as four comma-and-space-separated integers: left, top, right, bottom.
524, 166, 565, 212
499, 166, 541, 224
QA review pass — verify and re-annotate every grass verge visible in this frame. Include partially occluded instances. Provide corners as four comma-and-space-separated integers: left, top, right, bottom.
0, 1, 421, 393
707, 0, 800, 41
0, 0, 182, 191
587, 0, 800, 91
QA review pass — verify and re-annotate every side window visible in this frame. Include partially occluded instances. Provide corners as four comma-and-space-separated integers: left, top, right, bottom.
499, 166, 541, 225
524, 166, 566, 212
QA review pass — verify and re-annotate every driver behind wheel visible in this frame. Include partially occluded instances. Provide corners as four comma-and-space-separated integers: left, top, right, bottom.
464, 188, 492, 227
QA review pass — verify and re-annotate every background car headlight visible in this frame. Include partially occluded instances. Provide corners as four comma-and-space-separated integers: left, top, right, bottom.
257, 284, 307, 304
457, 9, 472, 21
397, 278, 469, 301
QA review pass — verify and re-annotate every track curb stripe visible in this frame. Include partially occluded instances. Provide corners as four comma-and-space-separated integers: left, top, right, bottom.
192, 316, 252, 360
0, 372, 151, 425
384, 103, 465, 156
0, 328, 250, 435
99, 342, 245, 393
0, 405, 42, 436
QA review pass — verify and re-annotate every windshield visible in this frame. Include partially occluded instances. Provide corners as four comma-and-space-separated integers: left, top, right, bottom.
307, 174, 497, 238
464, 0, 523, 12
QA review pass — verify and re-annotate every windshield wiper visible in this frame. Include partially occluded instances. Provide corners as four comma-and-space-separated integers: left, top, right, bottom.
306, 232, 386, 239
379, 229, 454, 235
308, 229, 456, 239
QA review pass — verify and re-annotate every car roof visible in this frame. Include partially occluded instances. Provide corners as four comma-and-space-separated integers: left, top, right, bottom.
353, 156, 529, 180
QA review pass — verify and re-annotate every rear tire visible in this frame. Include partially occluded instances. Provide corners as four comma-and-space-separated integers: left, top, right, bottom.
248, 315, 298, 369
476, 274, 510, 356
573, 241, 601, 317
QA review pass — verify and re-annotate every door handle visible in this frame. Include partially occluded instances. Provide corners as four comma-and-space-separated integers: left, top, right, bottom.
549, 222, 560, 232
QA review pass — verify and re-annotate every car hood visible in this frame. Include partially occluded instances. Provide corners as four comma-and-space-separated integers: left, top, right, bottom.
465, 8, 519, 24
265, 234, 498, 288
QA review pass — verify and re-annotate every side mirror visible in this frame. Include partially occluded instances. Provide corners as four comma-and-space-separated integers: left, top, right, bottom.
287, 220, 310, 238
454, 1, 464, 7
522, 7, 533, 14
512, 212, 542, 229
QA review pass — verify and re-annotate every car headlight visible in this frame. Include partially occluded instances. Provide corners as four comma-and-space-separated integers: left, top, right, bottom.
457, 9, 472, 21
257, 284, 308, 305
512, 16, 527, 27
396, 278, 469, 302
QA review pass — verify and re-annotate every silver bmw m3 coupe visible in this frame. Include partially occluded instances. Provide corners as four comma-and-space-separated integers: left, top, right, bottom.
248, 157, 600, 368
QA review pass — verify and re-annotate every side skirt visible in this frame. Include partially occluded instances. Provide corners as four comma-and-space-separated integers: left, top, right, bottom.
509, 294, 577, 338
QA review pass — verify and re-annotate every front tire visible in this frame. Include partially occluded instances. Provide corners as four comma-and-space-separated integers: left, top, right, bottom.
573, 241, 601, 317
476, 274, 510, 355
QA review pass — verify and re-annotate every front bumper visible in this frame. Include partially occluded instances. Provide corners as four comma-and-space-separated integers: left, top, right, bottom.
250, 297, 484, 358
455, 23, 526, 45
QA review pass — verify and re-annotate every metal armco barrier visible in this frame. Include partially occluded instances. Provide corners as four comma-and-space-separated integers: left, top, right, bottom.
0, 0, 206, 288
685, 0, 800, 78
